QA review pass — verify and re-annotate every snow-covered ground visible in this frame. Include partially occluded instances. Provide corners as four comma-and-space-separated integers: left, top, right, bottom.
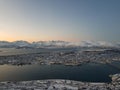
0, 74, 120, 90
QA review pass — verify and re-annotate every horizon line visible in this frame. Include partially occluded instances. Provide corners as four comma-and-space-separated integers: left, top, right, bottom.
0, 40, 118, 43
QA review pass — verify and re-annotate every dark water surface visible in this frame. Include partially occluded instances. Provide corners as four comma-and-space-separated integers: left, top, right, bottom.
0, 63, 120, 82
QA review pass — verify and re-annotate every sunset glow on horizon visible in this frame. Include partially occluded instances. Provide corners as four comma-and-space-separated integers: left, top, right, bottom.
0, 0, 120, 42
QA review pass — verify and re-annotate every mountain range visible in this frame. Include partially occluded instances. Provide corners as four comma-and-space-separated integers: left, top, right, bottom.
0, 40, 119, 48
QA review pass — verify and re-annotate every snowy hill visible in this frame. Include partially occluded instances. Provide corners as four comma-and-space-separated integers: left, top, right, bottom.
0, 40, 119, 48
78, 41, 116, 47
12, 41, 31, 47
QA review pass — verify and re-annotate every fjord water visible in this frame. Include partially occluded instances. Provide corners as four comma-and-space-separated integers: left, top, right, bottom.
0, 62, 120, 82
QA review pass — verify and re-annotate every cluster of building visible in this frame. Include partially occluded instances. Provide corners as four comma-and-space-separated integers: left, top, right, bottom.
0, 73, 120, 90
0, 49, 120, 66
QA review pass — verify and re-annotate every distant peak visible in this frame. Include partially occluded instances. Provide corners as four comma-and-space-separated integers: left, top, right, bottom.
0, 40, 119, 48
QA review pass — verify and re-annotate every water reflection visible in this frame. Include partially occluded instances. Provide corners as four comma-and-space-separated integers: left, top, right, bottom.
0, 63, 120, 82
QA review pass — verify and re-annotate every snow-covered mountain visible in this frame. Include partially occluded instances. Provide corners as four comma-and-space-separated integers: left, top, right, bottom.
32, 41, 71, 48
78, 41, 116, 47
12, 41, 31, 47
0, 41, 13, 48
0, 41, 31, 48
0, 40, 119, 48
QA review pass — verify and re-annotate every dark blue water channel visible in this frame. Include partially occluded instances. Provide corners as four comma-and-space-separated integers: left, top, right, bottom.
0, 62, 120, 82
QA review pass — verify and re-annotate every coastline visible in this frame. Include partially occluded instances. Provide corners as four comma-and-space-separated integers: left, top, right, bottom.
0, 74, 120, 90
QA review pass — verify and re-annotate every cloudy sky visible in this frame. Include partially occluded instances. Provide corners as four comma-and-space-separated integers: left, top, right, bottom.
0, 0, 120, 42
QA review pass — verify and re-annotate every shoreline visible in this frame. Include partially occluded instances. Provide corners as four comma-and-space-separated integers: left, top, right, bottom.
0, 74, 120, 90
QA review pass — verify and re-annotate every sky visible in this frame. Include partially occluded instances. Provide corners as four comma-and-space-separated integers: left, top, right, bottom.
0, 0, 120, 42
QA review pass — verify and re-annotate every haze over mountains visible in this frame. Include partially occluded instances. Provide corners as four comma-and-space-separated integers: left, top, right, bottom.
0, 40, 120, 48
